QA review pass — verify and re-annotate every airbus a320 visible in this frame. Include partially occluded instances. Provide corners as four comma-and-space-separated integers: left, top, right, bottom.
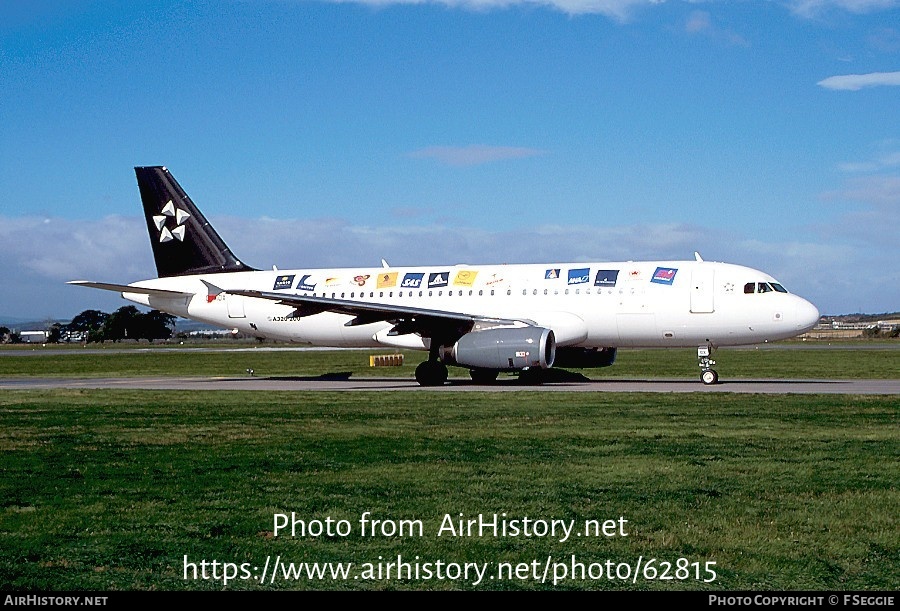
70, 167, 821, 386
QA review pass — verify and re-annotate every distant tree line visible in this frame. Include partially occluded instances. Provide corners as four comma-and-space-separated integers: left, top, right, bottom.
0, 306, 176, 344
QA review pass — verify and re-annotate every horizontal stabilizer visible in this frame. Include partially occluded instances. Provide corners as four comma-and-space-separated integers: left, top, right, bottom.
68, 281, 193, 298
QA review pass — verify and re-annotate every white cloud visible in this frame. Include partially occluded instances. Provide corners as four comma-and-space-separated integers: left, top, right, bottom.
788, 0, 899, 17
324, 0, 900, 20
838, 151, 900, 173
327, 0, 663, 19
1, 211, 896, 319
409, 144, 546, 166
817, 71, 900, 90
683, 10, 749, 46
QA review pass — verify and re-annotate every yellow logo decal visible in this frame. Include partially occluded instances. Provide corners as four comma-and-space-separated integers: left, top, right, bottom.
453, 270, 478, 287
377, 272, 398, 288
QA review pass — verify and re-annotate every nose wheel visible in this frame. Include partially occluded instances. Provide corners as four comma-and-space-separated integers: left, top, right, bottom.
698, 345, 719, 385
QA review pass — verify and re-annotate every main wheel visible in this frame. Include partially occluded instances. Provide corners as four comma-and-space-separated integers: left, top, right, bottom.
700, 369, 719, 385
415, 361, 448, 386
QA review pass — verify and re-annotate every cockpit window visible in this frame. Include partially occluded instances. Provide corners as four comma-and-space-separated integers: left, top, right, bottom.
744, 282, 789, 294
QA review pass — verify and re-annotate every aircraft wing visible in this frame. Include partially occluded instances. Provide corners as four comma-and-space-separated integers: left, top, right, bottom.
226, 288, 525, 341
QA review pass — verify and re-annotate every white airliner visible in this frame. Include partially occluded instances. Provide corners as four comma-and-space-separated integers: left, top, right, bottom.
70, 167, 821, 386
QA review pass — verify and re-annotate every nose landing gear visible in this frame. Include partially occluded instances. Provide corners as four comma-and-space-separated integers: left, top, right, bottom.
698, 345, 719, 385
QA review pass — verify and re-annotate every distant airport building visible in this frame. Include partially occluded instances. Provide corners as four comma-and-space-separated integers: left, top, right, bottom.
19, 331, 49, 343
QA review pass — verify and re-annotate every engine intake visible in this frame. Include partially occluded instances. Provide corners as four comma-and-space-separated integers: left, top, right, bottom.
444, 327, 556, 371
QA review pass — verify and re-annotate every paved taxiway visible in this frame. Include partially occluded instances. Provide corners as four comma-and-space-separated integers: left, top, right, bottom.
1, 375, 898, 394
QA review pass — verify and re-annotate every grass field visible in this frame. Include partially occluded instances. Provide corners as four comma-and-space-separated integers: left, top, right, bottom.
1, 380, 897, 590
1, 343, 899, 381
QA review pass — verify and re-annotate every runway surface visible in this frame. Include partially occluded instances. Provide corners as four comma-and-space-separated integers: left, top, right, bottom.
2, 375, 898, 394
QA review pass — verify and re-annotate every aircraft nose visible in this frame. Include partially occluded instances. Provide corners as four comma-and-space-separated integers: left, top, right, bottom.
795, 298, 820, 333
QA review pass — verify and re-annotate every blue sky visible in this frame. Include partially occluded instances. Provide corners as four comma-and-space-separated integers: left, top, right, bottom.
1, 0, 898, 321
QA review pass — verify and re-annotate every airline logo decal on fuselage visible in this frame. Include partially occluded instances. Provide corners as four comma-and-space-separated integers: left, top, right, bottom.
273, 274, 295, 290
594, 270, 619, 287
428, 272, 449, 288
453, 270, 478, 287
545, 268, 560, 280
401, 273, 424, 288
152, 200, 191, 243
568, 268, 590, 285
651, 267, 678, 285
377, 272, 398, 289
296, 274, 316, 291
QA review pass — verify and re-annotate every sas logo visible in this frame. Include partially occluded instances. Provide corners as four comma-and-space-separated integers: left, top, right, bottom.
428, 272, 449, 288
296, 274, 316, 291
351, 275, 370, 287
377, 272, 398, 289
453, 270, 478, 287
594, 270, 619, 287
567, 268, 590, 285
545, 269, 560, 280
651, 267, 678, 285
273, 274, 295, 290
401, 273, 424, 288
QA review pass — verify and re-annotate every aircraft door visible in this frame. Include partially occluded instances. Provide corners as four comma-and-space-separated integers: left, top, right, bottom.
690, 268, 715, 313
227, 294, 246, 318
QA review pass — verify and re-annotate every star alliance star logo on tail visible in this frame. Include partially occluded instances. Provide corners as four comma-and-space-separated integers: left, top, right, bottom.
152, 200, 191, 243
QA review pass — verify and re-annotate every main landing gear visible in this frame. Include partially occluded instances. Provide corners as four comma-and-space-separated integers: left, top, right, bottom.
415, 341, 448, 386
698, 345, 719, 385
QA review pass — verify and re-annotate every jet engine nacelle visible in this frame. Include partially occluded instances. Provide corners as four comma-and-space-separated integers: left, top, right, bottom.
553, 347, 617, 369
443, 327, 556, 371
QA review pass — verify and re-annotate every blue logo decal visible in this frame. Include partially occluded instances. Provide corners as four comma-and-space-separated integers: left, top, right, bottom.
651, 267, 678, 285
428, 272, 449, 288
567, 268, 590, 285
296, 274, 316, 291
594, 270, 619, 287
273, 274, 295, 290
545, 268, 560, 280
401, 273, 424, 288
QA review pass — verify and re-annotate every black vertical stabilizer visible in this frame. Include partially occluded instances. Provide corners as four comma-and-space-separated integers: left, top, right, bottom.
135, 166, 257, 278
